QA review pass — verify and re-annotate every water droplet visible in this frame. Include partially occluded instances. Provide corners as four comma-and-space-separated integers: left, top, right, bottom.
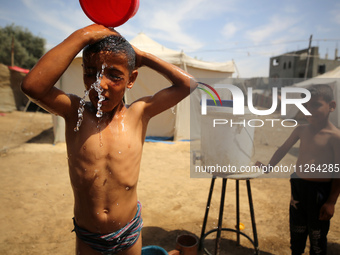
126, 187, 130, 191
96, 110, 103, 118
97, 212, 99, 215
84, 169, 87, 171
100, 142, 103, 147
121, 120, 126, 131
94, 169, 98, 173
118, 151, 122, 154
117, 203, 119, 206
74, 89, 90, 132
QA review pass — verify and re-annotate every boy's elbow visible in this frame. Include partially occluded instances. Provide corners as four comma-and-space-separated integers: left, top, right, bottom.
21, 76, 39, 100
188, 77, 198, 92
21, 78, 33, 97
21, 78, 30, 95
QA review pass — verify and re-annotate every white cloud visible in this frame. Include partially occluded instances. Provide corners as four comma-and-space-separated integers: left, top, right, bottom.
135, 0, 238, 51
21, 0, 74, 34
20, 0, 92, 47
222, 22, 238, 39
136, 0, 207, 50
245, 15, 299, 44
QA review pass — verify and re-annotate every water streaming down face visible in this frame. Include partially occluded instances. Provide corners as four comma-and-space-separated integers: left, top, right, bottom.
74, 64, 107, 132
94, 64, 106, 118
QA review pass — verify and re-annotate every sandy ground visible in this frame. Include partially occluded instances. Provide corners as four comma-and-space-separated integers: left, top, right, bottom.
0, 111, 340, 255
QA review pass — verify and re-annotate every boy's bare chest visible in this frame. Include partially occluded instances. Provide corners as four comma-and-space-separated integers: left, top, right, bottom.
80, 120, 141, 157
299, 132, 333, 160
67, 119, 143, 188
67, 112, 144, 162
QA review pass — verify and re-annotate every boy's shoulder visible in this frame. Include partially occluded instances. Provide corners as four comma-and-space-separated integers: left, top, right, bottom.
297, 123, 340, 137
126, 96, 148, 108
125, 96, 152, 110
329, 124, 340, 140
125, 96, 153, 117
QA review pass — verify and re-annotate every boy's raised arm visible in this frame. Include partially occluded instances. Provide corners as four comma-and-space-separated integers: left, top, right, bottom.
21, 24, 119, 118
132, 46, 197, 118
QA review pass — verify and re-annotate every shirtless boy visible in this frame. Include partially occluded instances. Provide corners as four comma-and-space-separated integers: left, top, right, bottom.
261, 84, 340, 254
21, 24, 196, 255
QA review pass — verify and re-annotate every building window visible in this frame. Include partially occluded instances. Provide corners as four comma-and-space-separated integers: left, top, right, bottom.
288, 61, 292, 69
283, 62, 286, 69
318, 64, 326, 74
272, 58, 279, 66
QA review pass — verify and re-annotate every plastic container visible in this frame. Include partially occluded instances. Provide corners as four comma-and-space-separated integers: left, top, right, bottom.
79, 0, 140, 27
168, 234, 198, 255
200, 102, 255, 177
141, 245, 168, 255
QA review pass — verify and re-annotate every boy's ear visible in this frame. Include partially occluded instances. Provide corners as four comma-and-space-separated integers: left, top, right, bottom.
127, 70, 138, 89
329, 100, 336, 112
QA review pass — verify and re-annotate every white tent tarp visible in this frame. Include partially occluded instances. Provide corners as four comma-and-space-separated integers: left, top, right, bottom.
53, 33, 235, 143
285, 66, 340, 128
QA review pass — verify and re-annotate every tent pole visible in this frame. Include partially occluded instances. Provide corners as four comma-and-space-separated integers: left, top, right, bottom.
232, 59, 240, 78
180, 50, 188, 72
304, 35, 313, 80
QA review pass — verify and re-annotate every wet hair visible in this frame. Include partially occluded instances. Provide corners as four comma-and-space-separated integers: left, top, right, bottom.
307, 84, 334, 102
83, 35, 136, 73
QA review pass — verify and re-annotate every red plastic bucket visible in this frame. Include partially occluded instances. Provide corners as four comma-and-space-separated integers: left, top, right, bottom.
79, 0, 140, 27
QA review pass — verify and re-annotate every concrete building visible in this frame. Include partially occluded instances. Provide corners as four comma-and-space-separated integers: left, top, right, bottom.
269, 47, 340, 82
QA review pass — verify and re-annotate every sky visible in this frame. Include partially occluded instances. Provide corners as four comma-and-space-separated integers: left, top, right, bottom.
1, 0, 339, 78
